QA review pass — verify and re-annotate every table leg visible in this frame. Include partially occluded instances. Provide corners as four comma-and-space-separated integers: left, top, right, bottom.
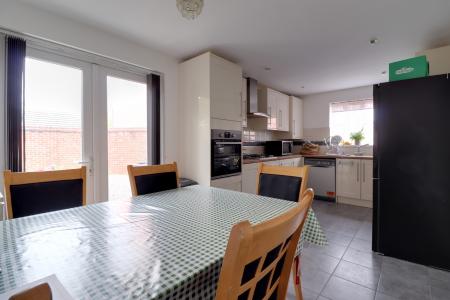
291, 255, 303, 300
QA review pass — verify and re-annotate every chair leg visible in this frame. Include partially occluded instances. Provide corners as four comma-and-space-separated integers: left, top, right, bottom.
291, 256, 303, 300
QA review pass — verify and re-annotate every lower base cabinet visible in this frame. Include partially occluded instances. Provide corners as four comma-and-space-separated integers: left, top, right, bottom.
211, 175, 242, 192
336, 158, 373, 208
242, 157, 303, 194
242, 164, 259, 194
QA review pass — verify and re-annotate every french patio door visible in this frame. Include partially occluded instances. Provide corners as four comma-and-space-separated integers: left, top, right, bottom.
24, 48, 95, 202
94, 66, 148, 202
25, 48, 150, 203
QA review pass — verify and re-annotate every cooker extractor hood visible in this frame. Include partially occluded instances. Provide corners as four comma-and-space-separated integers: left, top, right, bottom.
247, 78, 269, 118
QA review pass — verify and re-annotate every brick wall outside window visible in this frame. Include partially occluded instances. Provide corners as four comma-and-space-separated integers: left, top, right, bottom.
25, 127, 147, 173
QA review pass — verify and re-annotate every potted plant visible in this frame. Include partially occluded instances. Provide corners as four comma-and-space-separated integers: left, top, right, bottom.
350, 129, 365, 146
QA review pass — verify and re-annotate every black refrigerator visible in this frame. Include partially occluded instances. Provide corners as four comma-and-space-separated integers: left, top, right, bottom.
373, 74, 450, 271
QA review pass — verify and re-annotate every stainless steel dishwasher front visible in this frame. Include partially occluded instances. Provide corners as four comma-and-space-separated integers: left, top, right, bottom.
304, 158, 336, 202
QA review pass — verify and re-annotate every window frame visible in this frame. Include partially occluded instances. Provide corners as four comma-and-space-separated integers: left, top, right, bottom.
329, 98, 374, 145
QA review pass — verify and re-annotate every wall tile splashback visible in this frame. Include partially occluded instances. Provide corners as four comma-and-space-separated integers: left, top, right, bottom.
243, 130, 275, 142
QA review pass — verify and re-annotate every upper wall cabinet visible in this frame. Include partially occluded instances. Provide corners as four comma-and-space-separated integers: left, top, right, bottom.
259, 87, 290, 132
290, 96, 304, 139
210, 54, 243, 122
278, 92, 290, 131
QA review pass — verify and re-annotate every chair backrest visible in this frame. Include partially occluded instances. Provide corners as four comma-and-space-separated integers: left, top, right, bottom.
216, 189, 315, 299
257, 163, 310, 202
9, 283, 52, 300
3, 167, 87, 220
127, 162, 179, 197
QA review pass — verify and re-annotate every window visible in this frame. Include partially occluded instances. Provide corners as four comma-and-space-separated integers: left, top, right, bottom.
329, 99, 373, 145
24, 57, 83, 171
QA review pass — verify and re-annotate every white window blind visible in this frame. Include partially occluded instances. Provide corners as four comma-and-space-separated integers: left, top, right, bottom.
329, 99, 374, 145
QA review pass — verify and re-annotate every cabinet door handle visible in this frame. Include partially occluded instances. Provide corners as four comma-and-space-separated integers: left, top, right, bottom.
356, 161, 360, 182
363, 162, 365, 183
279, 110, 282, 129
268, 107, 272, 127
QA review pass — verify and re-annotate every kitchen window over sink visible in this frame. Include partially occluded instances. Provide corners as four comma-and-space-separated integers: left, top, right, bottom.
329, 99, 373, 145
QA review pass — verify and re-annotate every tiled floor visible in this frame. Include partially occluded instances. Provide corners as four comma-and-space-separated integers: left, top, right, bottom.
287, 200, 450, 300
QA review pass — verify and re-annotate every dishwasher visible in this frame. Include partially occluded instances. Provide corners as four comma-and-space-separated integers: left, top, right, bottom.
304, 158, 336, 202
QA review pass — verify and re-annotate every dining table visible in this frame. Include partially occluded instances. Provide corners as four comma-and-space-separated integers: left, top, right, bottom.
0, 186, 327, 299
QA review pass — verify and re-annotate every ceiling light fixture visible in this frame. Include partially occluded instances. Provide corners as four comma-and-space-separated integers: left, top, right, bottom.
264, 67, 272, 71
177, 0, 204, 20
370, 38, 379, 45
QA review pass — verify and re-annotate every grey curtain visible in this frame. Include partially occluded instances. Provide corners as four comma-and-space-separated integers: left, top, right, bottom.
148, 73, 161, 165
6, 36, 26, 172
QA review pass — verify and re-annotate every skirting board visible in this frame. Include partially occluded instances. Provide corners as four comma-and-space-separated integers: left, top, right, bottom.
337, 196, 373, 208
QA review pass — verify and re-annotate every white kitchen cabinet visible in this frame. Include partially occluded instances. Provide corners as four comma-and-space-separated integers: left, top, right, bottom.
210, 53, 243, 122
290, 96, 303, 139
242, 157, 303, 194
336, 159, 360, 199
242, 163, 259, 194
278, 93, 290, 131
211, 175, 242, 192
260, 87, 290, 131
336, 158, 373, 207
179, 52, 243, 186
241, 77, 247, 128
266, 88, 278, 130
360, 159, 373, 201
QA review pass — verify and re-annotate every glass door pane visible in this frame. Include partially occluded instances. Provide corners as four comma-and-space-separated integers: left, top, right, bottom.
107, 75, 147, 201
24, 57, 83, 171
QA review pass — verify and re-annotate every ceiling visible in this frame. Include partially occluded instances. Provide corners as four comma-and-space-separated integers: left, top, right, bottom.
17, 0, 450, 95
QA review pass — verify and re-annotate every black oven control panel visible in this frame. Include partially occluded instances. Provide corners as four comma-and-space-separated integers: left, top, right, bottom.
211, 129, 242, 141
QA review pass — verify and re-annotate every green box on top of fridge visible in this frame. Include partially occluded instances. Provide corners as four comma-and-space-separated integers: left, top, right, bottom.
389, 56, 429, 82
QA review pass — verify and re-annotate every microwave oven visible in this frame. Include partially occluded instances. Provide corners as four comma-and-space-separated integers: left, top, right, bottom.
265, 141, 294, 156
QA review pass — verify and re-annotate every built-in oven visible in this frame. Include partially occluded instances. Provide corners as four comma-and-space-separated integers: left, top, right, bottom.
211, 129, 242, 179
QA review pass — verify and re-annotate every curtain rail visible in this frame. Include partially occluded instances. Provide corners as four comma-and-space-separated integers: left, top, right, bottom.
0, 26, 161, 77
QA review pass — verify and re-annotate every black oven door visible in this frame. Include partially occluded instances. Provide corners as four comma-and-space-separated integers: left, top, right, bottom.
211, 141, 242, 179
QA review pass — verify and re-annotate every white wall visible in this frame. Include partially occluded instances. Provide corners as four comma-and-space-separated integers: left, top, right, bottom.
302, 85, 373, 139
417, 45, 450, 76
0, 0, 179, 164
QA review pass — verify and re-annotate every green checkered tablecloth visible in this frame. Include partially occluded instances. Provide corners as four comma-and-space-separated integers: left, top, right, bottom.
0, 186, 326, 299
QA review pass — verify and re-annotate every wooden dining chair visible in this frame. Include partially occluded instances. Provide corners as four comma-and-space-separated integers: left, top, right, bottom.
8, 283, 52, 300
3, 167, 87, 220
127, 162, 179, 197
216, 188, 314, 300
257, 163, 310, 202
256, 163, 310, 300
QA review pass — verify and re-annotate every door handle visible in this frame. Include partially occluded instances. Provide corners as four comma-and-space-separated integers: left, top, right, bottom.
215, 142, 242, 145
78, 157, 93, 174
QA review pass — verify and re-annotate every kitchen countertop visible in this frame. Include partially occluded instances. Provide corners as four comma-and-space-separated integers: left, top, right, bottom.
302, 154, 373, 160
243, 154, 303, 164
